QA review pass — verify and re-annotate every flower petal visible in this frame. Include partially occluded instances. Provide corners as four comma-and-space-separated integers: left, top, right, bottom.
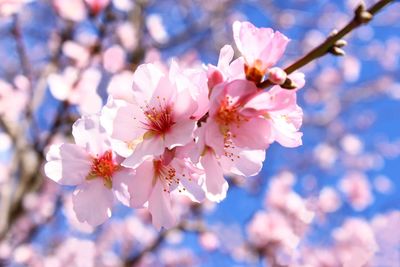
200, 150, 228, 203
112, 167, 136, 207
72, 115, 110, 156
148, 179, 176, 230
164, 120, 196, 149
127, 159, 154, 207
72, 179, 114, 226
231, 117, 271, 150
122, 137, 164, 168
44, 143, 91, 186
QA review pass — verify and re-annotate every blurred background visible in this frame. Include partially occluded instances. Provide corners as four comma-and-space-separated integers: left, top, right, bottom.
0, 0, 399, 266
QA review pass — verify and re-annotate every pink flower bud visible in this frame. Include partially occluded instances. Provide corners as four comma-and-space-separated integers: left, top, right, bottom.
268, 67, 287, 85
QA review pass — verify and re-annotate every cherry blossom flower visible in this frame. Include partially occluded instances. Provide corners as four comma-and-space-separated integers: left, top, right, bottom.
233, 21, 290, 83
127, 148, 205, 229
44, 115, 134, 226
102, 62, 205, 168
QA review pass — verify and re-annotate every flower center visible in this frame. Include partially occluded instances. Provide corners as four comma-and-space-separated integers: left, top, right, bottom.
87, 150, 119, 189
142, 98, 175, 136
216, 96, 243, 126
244, 59, 267, 85
153, 159, 179, 193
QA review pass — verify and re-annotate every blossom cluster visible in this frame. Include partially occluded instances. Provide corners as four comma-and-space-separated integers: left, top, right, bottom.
44, 21, 305, 229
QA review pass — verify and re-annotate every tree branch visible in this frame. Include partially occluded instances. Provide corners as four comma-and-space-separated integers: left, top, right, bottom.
260, 0, 395, 88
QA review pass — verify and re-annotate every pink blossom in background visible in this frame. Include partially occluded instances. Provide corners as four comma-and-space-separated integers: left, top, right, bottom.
339, 171, 373, 211
47, 67, 103, 115
0, 0, 32, 17
53, 0, 86, 22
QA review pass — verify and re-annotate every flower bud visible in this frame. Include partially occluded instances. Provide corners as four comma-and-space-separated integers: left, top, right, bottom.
268, 67, 287, 85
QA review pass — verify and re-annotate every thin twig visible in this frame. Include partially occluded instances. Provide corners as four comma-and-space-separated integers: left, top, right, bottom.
260, 0, 395, 88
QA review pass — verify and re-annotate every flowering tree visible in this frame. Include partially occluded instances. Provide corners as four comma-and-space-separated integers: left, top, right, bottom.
0, 0, 399, 266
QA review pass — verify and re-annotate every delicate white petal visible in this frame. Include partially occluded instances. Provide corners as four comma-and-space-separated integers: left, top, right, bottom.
127, 159, 154, 207
72, 179, 114, 226
164, 120, 196, 149
122, 137, 164, 168
112, 168, 136, 207
44, 143, 91, 186
148, 179, 176, 230
200, 150, 228, 202
72, 115, 110, 156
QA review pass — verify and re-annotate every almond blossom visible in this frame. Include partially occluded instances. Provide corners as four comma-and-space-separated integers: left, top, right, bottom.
233, 21, 290, 84
102, 62, 206, 168
44, 115, 134, 226
127, 148, 205, 229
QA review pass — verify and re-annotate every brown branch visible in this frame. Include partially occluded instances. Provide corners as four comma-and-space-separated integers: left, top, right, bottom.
260, 0, 395, 88
123, 221, 205, 267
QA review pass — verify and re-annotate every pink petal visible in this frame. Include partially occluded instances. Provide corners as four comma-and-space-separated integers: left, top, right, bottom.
132, 63, 164, 101
217, 45, 234, 72
200, 150, 228, 202
259, 31, 290, 68
106, 101, 147, 142
271, 113, 303, 148
44, 143, 91, 186
111, 168, 136, 207
172, 87, 198, 119
148, 179, 176, 230
204, 120, 225, 155
149, 76, 176, 108
122, 137, 164, 168
164, 120, 196, 149
72, 179, 114, 226
231, 117, 271, 150
127, 159, 154, 207
223, 80, 258, 106
233, 21, 274, 65
72, 115, 110, 156
220, 148, 265, 177
179, 173, 205, 202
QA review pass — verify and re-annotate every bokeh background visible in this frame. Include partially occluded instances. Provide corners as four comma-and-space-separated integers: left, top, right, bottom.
0, 0, 399, 266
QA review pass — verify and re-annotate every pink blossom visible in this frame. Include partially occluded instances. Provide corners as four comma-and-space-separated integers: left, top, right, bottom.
53, 0, 86, 22
102, 63, 204, 168
62, 41, 90, 68
127, 149, 205, 229
318, 187, 341, 213
233, 21, 289, 83
44, 115, 134, 226
106, 70, 135, 102
333, 218, 378, 267
247, 211, 300, 250
199, 231, 220, 251
146, 14, 169, 44
207, 45, 245, 89
0, 0, 32, 17
47, 67, 102, 115
339, 172, 373, 211
102, 45, 126, 73
268, 67, 287, 85
243, 73, 305, 147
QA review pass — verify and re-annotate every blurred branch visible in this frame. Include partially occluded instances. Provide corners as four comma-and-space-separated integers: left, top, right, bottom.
260, 0, 395, 88
123, 220, 205, 267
